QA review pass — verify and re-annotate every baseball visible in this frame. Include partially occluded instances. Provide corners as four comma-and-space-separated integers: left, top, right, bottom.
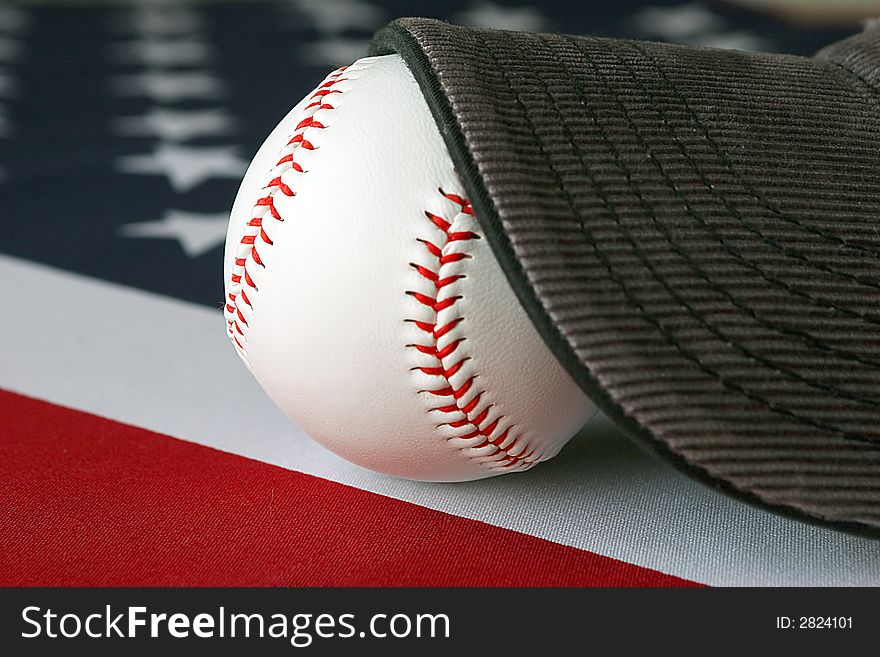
224, 54, 596, 481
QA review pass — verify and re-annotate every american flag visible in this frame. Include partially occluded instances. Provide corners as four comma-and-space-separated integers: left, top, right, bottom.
2, 0, 877, 586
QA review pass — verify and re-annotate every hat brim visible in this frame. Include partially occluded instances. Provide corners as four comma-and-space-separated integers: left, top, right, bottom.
371, 18, 880, 537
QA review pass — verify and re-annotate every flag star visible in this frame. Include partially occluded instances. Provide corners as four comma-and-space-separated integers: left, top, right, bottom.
291, 0, 385, 33
301, 37, 369, 66
112, 108, 237, 141
116, 143, 248, 192
0, 8, 29, 34
455, 0, 546, 32
0, 38, 21, 62
111, 7, 204, 35
119, 210, 229, 257
631, 3, 725, 40
0, 69, 16, 98
110, 37, 212, 66
110, 71, 225, 102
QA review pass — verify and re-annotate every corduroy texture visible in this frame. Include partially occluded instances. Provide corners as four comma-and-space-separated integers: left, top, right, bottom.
371, 18, 880, 536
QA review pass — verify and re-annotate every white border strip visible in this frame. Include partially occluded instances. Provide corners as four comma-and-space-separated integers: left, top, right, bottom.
5, 254, 879, 586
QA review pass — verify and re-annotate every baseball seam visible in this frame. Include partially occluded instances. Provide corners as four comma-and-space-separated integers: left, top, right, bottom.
225, 65, 352, 357
225, 60, 542, 474
406, 190, 540, 472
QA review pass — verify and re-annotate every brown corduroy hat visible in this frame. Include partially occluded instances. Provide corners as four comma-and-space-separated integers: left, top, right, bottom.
370, 18, 880, 537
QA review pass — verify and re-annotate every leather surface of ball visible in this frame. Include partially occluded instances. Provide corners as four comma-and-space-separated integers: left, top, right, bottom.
224, 55, 596, 481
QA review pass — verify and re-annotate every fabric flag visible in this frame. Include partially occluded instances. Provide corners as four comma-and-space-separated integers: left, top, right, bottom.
2, 0, 878, 586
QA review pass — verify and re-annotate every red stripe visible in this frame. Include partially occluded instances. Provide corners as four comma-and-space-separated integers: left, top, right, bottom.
0, 390, 699, 587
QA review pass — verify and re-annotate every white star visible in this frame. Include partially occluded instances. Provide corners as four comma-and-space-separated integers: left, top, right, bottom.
0, 8, 29, 34
289, 0, 385, 33
120, 210, 229, 257
631, 3, 726, 40
111, 7, 203, 35
116, 143, 248, 192
301, 37, 369, 66
110, 71, 225, 102
455, 1, 546, 32
0, 37, 21, 62
110, 37, 212, 66
0, 70, 15, 98
112, 108, 237, 141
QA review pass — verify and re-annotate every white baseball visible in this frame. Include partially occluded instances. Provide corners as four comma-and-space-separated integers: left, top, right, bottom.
224, 54, 596, 481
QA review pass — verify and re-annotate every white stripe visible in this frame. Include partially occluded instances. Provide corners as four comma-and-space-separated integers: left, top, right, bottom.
5, 254, 879, 585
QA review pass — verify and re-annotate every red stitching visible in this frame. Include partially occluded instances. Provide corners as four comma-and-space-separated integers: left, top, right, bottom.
225, 63, 537, 473
406, 190, 538, 470
225, 65, 349, 353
